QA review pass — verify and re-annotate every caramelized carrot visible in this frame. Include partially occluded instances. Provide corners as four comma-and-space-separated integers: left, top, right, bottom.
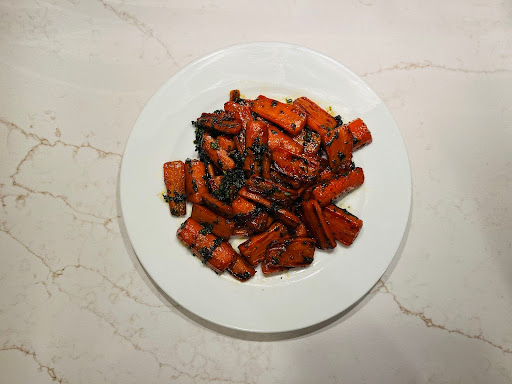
206, 162, 216, 178
217, 136, 235, 152
201, 193, 234, 218
163, 161, 186, 216
224, 101, 253, 125
293, 128, 322, 155
238, 187, 301, 228
202, 133, 235, 172
294, 222, 309, 237
208, 175, 223, 194
229, 89, 240, 102
243, 121, 269, 176
310, 167, 365, 206
301, 200, 336, 249
176, 218, 236, 274
190, 204, 234, 239
232, 195, 271, 233
246, 175, 296, 207
251, 95, 306, 135
293, 97, 337, 136
228, 253, 256, 281
271, 147, 322, 183
197, 111, 242, 134
267, 126, 303, 154
322, 125, 353, 172
346, 118, 372, 150
261, 262, 287, 275
184, 159, 209, 204
264, 238, 316, 268
262, 152, 271, 179
323, 204, 363, 245
238, 222, 289, 265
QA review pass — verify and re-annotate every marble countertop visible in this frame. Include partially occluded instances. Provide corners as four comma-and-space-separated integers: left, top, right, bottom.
1, 0, 511, 383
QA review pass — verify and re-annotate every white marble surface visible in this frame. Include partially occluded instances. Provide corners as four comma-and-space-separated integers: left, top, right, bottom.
0, 0, 511, 382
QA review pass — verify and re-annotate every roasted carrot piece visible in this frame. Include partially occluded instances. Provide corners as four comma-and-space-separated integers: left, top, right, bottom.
228, 253, 256, 281
267, 126, 303, 154
176, 218, 236, 274
294, 222, 309, 237
270, 170, 303, 189
217, 136, 235, 152
261, 262, 287, 275
322, 125, 353, 172
224, 101, 253, 125
301, 200, 336, 249
293, 128, 322, 155
262, 152, 271, 179
251, 95, 306, 135
293, 97, 337, 136
310, 167, 365, 206
190, 204, 234, 239
323, 204, 363, 245
246, 175, 296, 207
264, 238, 316, 268
238, 222, 290, 266
243, 121, 269, 176
202, 133, 235, 172
206, 162, 216, 178
208, 175, 223, 194
201, 193, 234, 218
197, 111, 242, 134
271, 147, 322, 183
232, 195, 271, 233
163, 161, 186, 216
184, 159, 209, 204
346, 118, 372, 150
238, 187, 301, 228
229, 89, 240, 102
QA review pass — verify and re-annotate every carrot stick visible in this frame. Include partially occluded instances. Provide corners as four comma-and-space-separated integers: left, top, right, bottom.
163, 161, 186, 216
264, 238, 316, 268
293, 97, 337, 136
310, 167, 364, 206
238, 222, 290, 265
301, 200, 336, 249
251, 95, 306, 135
346, 118, 372, 150
190, 204, 234, 239
202, 133, 235, 172
184, 159, 209, 204
197, 111, 242, 134
228, 253, 256, 281
323, 204, 363, 245
322, 125, 353, 172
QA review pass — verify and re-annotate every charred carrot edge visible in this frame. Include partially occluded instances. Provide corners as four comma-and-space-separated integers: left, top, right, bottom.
232, 195, 271, 234
201, 193, 234, 218
267, 126, 303, 154
271, 147, 322, 183
224, 101, 254, 125
238, 188, 301, 228
293, 128, 322, 155
228, 253, 256, 281
251, 95, 306, 135
229, 89, 240, 102
323, 204, 363, 245
301, 200, 336, 249
311, 167, 365, 207
176, 218, 236, 274
202, 133, 235, 172
217, 136, 235, 152
207, 175, 223, 194
238, 222, 289, 266
261, 262, 287, 275
293, 97, 337, 136
197, 112, 242, 134
190, 204, 234, 239
346, 118, 372, 150
322, 125, 353, 172
246, 175, 296, 207
264, 238, 316, 268
184, 159, 209, 204
163, 161, 186, 216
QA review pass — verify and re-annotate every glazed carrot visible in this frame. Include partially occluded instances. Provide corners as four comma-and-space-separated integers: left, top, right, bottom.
206, 162, 216, 178
293, 97, 337, 136
319, 167, 336, 181
217, 136, 235, 152
208, 175, 223, 194
202, 133, 235, 172
184, 159, 209, 204
323, 204, 363, 245
232, 195, 271, 233
264, 238, 316, 268
262, 152, 271, 179
190, 204, 234, 239
229, 89, 240, 102
294, 222, 309, 237
246, 175, 296, 207
243, 121, 269, 176
270, 170, 303, 189
271, 147, 322, 183
228, 253, 256, 281
261, 262, 287, 275
238, 222, 290, 265
267, 126, 303, 154
346, 118, 372, 150
251, 95, 306, 135
238, 187, 301, 228
163, 161, 186, 216
301, 200, 336, 249
201, 193, 234, 218
197, 111, 242, 134
176, 218, 236, 274
322, 125, 353, 172
293, 129, 322, 155
224, 101, 253, 125
310, 167, 365, 206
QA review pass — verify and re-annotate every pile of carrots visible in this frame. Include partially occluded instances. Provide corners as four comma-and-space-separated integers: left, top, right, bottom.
163, 90, 372, 282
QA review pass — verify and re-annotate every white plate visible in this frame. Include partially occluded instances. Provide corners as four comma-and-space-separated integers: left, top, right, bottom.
120, 42, 411, 333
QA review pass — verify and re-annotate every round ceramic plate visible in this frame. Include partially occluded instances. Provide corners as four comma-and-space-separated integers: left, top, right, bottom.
120, 42, 411, 333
